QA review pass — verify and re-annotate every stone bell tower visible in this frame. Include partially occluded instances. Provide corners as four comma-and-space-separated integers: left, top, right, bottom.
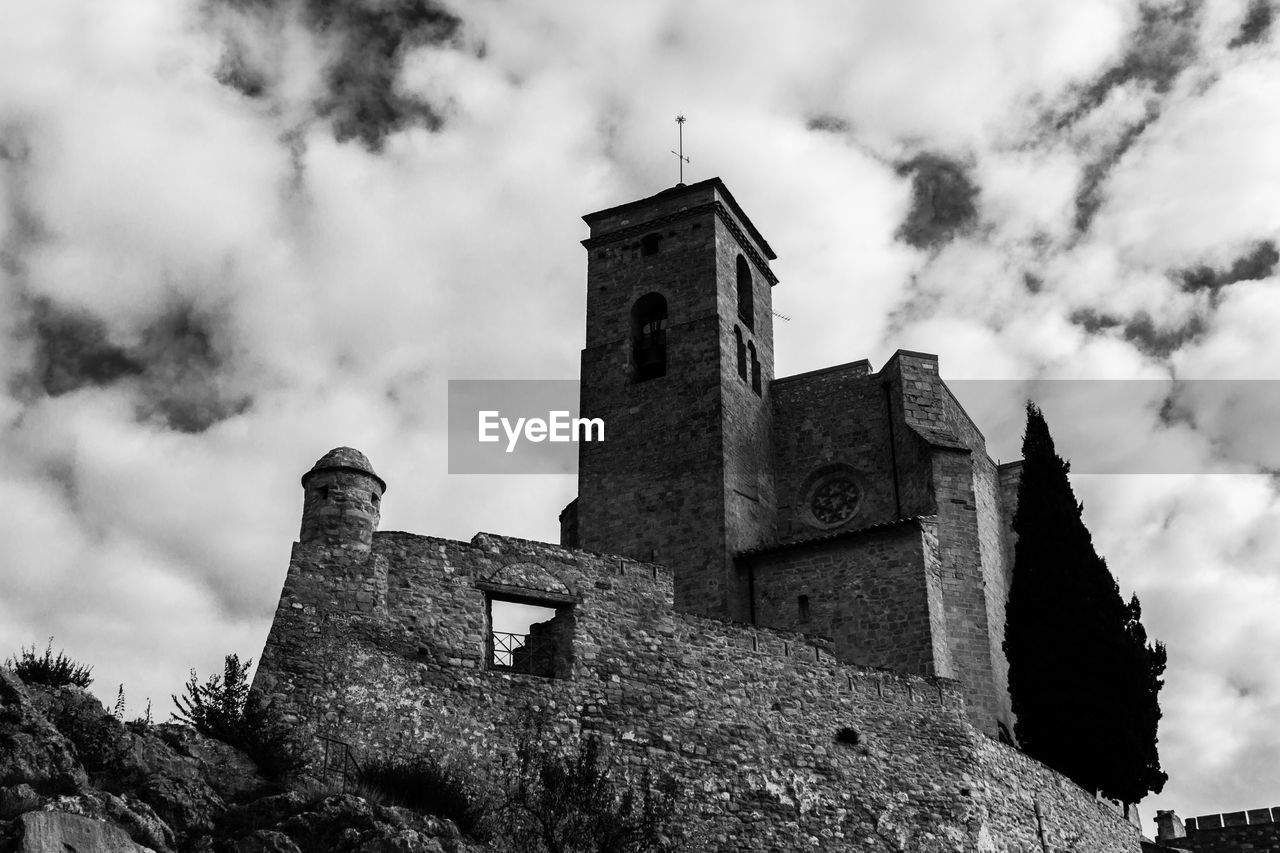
570, 179, 779, 621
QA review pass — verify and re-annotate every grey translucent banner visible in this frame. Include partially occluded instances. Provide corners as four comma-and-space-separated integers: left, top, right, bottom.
947, 380, 1280, 475
448, 378, 1280, 475
448, 380, 595, 474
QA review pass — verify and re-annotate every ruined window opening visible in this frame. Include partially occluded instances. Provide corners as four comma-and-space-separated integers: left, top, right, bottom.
486, 596, 574, 679
734, 326, 747, 380
640, 233, 662, 256
631, 292, 668, 382
798, 595, 810, 623
736, 254, 754, 330
748, 341, 761, 395
370, 492, 380, 505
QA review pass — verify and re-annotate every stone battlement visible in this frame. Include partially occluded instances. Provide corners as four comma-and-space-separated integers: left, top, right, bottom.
1157, 806, 1280, 852
1187, 807, 1280, 830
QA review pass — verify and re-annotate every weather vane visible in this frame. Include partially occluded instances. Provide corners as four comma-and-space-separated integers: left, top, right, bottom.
672, 115, 690, 184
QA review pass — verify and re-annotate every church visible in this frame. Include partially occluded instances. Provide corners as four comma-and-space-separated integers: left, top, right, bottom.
563, 177, 1019, 737
250, 179, 1142, 850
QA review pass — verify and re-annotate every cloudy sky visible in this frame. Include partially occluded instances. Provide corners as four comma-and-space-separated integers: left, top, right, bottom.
4, 0, 1280, 832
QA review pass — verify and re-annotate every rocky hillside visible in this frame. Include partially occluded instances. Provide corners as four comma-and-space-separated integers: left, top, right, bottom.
0, 669, 480, 853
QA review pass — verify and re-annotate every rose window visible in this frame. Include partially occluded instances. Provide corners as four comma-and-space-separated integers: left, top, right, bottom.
810, 476, 860, 526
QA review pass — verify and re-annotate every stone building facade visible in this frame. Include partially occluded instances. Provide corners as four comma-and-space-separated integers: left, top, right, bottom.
250, 180, 1143, 850
564, 179, 1018, 736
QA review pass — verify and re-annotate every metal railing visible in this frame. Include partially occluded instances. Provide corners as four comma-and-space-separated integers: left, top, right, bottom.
317, 732, 363, 793
489, 630, 556, 677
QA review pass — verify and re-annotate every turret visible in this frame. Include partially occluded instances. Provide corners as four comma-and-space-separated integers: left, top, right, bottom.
299, 447, 386, 550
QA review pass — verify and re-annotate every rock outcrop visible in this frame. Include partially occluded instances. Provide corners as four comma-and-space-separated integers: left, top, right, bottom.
0, 669, 477, 853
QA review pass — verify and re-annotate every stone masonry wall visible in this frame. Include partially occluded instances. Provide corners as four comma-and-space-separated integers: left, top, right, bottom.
576, 203, 731, 614
1167, 808, 1280, 852
769, 360, 907, 544
253, 529, 1140, 853
717, 211, 778, 620
744, 519, 954, 679
576, 180, 781, 621
882, 351, 1015, 736
935, 384, 1017, 735
997, 461, 1023, 573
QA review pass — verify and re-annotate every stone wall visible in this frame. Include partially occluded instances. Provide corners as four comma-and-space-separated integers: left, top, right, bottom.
253, 529, 1140, 852
769, 360, 905, 543
1158, 807, 1280, 852
576, 213, 731, 609
575, 179, 782, 622
764, 351, 1016, 735
718, 215, 779, 613
743, 518, 952, 678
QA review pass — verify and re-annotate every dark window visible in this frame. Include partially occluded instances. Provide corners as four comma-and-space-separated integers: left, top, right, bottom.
748, 341, 761, 395
631, 292, 668, 382
735, 326, 747, 380
798, 595, 811, 622
640, 233, 662, 256
486, 597, 573, 679
736, 255, 754, 331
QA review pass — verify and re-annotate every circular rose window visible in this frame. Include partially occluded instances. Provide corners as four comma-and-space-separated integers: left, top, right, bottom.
802, 465, 863, 529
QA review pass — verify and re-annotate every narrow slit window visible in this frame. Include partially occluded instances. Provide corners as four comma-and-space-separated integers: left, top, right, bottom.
735, 326, 747, 380
748, 341, 761, 395
736, 255, 754, 331
798, 595, 811, 623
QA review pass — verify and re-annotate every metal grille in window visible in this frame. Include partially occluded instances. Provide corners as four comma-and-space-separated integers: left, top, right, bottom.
490, 630, 557, 678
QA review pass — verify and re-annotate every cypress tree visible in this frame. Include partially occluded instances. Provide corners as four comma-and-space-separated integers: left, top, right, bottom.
1003, 402, 1167, 802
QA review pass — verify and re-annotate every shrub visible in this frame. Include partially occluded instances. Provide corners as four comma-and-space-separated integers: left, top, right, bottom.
112, 684, 126, 721
495, 715, 684, 853
172, 653, 306, 782
6, 638, 93, 688
356, 756, 489, 839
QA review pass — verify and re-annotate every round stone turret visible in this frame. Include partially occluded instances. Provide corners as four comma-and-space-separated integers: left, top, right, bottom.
299, 447, 387, 550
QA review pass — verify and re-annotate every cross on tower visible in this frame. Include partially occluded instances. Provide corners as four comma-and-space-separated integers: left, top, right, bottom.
671, 115, 690, 184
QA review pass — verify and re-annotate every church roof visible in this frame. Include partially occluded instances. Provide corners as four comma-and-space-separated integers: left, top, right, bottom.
736, 516, 930, 558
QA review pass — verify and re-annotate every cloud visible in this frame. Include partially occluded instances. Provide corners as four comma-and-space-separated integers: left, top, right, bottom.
893, 154, 981, 250
208, 0, 464, 150
1063, 0, 1202, 122
24, 299, 144, 396
1227, 0, 1273, 48
18, 297, 252, 434
1070, 308, 1208, 360
1177, 240, 1279, 298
